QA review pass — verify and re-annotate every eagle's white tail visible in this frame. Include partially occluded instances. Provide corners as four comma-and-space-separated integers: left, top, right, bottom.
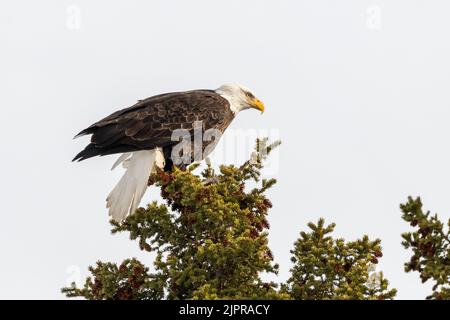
106, 148, 165, 221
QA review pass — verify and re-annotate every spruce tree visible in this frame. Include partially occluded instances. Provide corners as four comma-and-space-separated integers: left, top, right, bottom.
401, 197, 450, 299
62, 138, 396, 300
282, 219, 396, 300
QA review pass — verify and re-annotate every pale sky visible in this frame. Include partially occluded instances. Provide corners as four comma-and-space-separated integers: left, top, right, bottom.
1, 0, 449, 299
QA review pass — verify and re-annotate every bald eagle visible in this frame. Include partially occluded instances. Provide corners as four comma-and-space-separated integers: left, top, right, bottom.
73, 84, 265, 221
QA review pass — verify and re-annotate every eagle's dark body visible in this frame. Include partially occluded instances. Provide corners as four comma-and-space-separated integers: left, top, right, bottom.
73, 90, 234, 170
73, 84, 263, 221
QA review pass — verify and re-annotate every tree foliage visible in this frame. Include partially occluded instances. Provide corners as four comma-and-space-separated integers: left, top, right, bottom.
401, 196, 450, 299
282, 219, 396, 300
63, 138, 397, 300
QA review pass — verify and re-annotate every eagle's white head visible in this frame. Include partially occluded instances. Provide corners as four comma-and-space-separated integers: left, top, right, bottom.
215, 84, 265, 114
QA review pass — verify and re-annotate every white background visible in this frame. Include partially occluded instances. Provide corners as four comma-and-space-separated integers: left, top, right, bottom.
1, 0, 449, 299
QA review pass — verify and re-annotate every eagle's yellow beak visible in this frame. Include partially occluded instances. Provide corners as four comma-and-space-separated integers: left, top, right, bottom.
252, 98, 265, 114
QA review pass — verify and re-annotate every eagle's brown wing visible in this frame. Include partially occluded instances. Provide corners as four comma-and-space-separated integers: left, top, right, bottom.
73, 90, 233, 161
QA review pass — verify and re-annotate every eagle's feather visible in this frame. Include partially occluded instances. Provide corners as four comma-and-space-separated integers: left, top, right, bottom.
106, 149, 165, 221
72, 90, 233, 162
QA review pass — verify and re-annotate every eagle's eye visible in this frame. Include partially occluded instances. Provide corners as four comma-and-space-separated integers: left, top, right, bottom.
244, 91, 255, 99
